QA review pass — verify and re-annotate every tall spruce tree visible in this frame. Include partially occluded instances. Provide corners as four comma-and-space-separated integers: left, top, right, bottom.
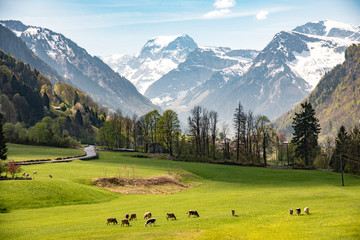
0, 113, 7, 160
329, 125, 348, 172
233, 102, 246, 162
291, 102, 321, 166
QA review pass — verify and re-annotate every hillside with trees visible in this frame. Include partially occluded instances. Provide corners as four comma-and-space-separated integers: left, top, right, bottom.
0, 50, 107, 146
275, 44, 360, 140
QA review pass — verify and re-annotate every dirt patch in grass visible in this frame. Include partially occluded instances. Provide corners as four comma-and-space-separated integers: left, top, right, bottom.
93, 174, 198, 194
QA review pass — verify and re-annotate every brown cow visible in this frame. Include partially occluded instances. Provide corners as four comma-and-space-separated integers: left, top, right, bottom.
289, 209, 293, 215
166, 213, 176, 220
231, 209, 235, 216
129, 213, 137, 221
125, 213, 129, 219
145, 218, 156, 227
188, 210, 199, 218
106, 218, 118, 225
121, 218, 130, 227
144, 212, 152, 219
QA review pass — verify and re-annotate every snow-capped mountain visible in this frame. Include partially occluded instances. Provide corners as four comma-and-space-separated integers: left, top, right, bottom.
0, 20, 159, 116
193, 20, 359, 122
145, 47, 258, 109
102, 34, 198, 94
0, 24, 66, 85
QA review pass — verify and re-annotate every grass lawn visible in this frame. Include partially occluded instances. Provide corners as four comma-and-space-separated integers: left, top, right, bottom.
6, 143, 85, 162
0, 151, 359, 239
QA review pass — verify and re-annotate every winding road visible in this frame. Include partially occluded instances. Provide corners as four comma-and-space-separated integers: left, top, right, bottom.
17, 145, 97, 165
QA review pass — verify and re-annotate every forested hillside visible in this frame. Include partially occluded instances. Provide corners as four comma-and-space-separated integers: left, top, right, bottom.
0, 24, 65, 84
275, 43, 360, 139
0, 50, 107, 146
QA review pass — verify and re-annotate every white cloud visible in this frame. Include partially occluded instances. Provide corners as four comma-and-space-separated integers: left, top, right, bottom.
256, 10, 269, 20
213, 0, 236, 9
203, 9, 231, 19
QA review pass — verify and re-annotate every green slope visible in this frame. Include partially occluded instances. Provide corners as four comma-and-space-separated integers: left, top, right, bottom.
0, 151, 359, 239
275, 43, 360, 140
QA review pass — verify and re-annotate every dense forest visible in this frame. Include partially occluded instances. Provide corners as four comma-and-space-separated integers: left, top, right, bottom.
0, 50, 107, 146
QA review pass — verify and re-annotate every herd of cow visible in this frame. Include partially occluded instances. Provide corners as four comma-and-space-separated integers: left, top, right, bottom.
106, 210, 201, 227
289, 207, 310, 215
106, 207, 309, 227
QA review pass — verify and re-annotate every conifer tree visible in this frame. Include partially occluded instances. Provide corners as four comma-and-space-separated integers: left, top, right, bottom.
329, 125, 348, 172
0, 113, 7, 160
291, 102, 321, 166
43, 92, 50, 109
75, 109, 83, 126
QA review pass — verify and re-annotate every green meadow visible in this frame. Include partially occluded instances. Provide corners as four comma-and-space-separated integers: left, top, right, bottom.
6, 143, 85, 162
0, 146, 359, 240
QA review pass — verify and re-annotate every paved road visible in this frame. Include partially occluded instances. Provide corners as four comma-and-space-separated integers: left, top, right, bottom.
77, 145, 97, 160
17, 145, 97, 165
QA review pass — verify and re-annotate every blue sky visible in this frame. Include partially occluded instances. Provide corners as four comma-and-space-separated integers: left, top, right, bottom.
1, 0, 360, 56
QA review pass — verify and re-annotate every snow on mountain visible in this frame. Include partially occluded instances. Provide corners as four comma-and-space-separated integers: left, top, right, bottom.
145, 46, 258, 114
288, 20, 359, 89
293, 20, 360, 41
287, 35, 353, 89
198, 20, 360, 122
102, 34, 198, 94
0, 20, 159, 116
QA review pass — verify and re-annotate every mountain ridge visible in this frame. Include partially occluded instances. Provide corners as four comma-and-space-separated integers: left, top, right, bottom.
0, 20, 159, 116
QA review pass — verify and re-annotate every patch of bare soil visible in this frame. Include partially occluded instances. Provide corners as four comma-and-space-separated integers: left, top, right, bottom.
93, 174, 198, 194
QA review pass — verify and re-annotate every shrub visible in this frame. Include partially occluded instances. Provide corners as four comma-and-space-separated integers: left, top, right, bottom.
7, 160, 21, 178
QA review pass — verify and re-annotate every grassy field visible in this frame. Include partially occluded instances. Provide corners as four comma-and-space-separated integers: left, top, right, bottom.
0, 149, 359, 239
6, 143, 85, 162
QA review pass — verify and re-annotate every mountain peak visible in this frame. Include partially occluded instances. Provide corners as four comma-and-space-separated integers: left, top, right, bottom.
137, 34, 197, 57
293, 20, 360, 40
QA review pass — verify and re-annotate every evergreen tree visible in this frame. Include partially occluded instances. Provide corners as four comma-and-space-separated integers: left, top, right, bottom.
75, 109, 83, 126
291, 102, 321, 166
0, 113, 7, 160
330, 125, 348, 172
43, 92, 50, 109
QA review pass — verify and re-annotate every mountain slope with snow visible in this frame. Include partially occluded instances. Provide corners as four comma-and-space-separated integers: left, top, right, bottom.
189, 20, 359, 123
145, 47, 258, 110
0, 20, 159, 116
102, 34, 198, 94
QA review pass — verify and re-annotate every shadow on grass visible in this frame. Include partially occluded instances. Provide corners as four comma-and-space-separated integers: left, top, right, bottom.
0, 207, 9, 213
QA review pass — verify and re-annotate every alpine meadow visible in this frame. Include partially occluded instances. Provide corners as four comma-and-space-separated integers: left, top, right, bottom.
1, 0, 360, 239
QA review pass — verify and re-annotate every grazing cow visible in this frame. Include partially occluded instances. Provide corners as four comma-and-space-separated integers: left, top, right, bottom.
33, 171, 37, 175
129, 213, 137, 221
296, 208, 301, 215
49, 174, 53, 178
304, 207, 309, 215
231, 209, 235, 216
188, 210, 199, 218
121, 219, 130, 226
289, 209, 293, 215
145, 218, 156, 227
106, 218, 118, 225
144, 212, 152, 219
166, 213, 177, 220
125, 213, 129, 219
